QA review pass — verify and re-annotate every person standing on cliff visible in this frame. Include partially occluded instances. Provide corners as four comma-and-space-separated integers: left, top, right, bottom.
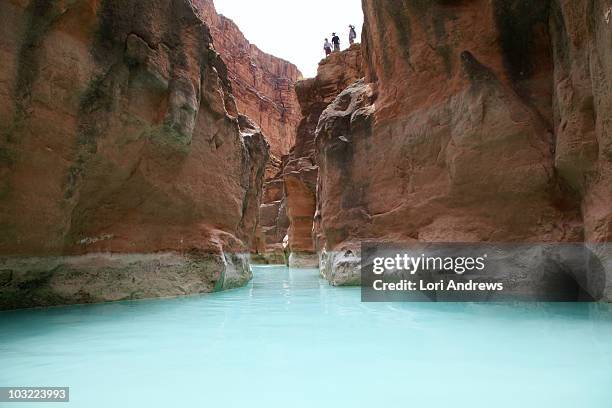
324, 38, 332, 56
331, 33, 340, 52
348, 25, 357, 45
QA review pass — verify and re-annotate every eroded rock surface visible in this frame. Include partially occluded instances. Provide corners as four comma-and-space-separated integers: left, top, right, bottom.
196, 0, 302, 158
193, 0, 303, 262
317, 0, 611, 293
285, 44, 364, 266
0, 0, 268, 309
252, 155, 290, 263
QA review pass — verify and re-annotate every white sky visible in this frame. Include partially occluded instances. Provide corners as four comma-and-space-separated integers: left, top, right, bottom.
214, 0, 364, 78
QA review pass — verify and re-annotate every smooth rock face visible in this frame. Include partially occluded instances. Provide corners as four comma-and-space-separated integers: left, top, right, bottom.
0, 0, 268, 308
285, 45, 364, 262
196, 0, 302, 158
316, 0, 611, 290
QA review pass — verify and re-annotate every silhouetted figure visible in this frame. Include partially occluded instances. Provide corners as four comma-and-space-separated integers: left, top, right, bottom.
349, 25, 357, 45
331, 33, 340, 52
324, 38, 332, 56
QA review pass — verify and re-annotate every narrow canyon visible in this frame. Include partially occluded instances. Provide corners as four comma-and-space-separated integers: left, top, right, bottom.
0, 0, 611, 309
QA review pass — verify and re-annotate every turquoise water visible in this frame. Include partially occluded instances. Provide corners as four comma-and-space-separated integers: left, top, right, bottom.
1, 265, 612, 408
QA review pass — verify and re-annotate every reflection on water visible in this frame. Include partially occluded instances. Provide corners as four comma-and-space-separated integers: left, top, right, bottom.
1, 266, 612, 408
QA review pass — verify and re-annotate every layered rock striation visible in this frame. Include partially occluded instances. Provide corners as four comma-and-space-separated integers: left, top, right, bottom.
0, 0, 269, 309
196, 0, 302, 158
316, 0, 611, 295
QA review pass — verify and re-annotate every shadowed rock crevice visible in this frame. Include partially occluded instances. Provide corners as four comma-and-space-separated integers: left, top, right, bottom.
493, 0, 551, 82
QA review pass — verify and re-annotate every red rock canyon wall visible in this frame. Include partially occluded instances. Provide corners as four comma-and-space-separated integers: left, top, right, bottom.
0, 0, 269, 309
194, 0, 302, 261
286, 44, 364, 266
195, 0, 302, 159
316, 0, 611, 292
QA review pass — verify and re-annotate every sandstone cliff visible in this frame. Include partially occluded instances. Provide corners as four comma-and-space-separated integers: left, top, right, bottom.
285, 45, 364, 266
193, 0, 302, 261
316, 0, 611, 295
0, 0, 268, 309
251, 155, 290, 263
195, 0, 302, 158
